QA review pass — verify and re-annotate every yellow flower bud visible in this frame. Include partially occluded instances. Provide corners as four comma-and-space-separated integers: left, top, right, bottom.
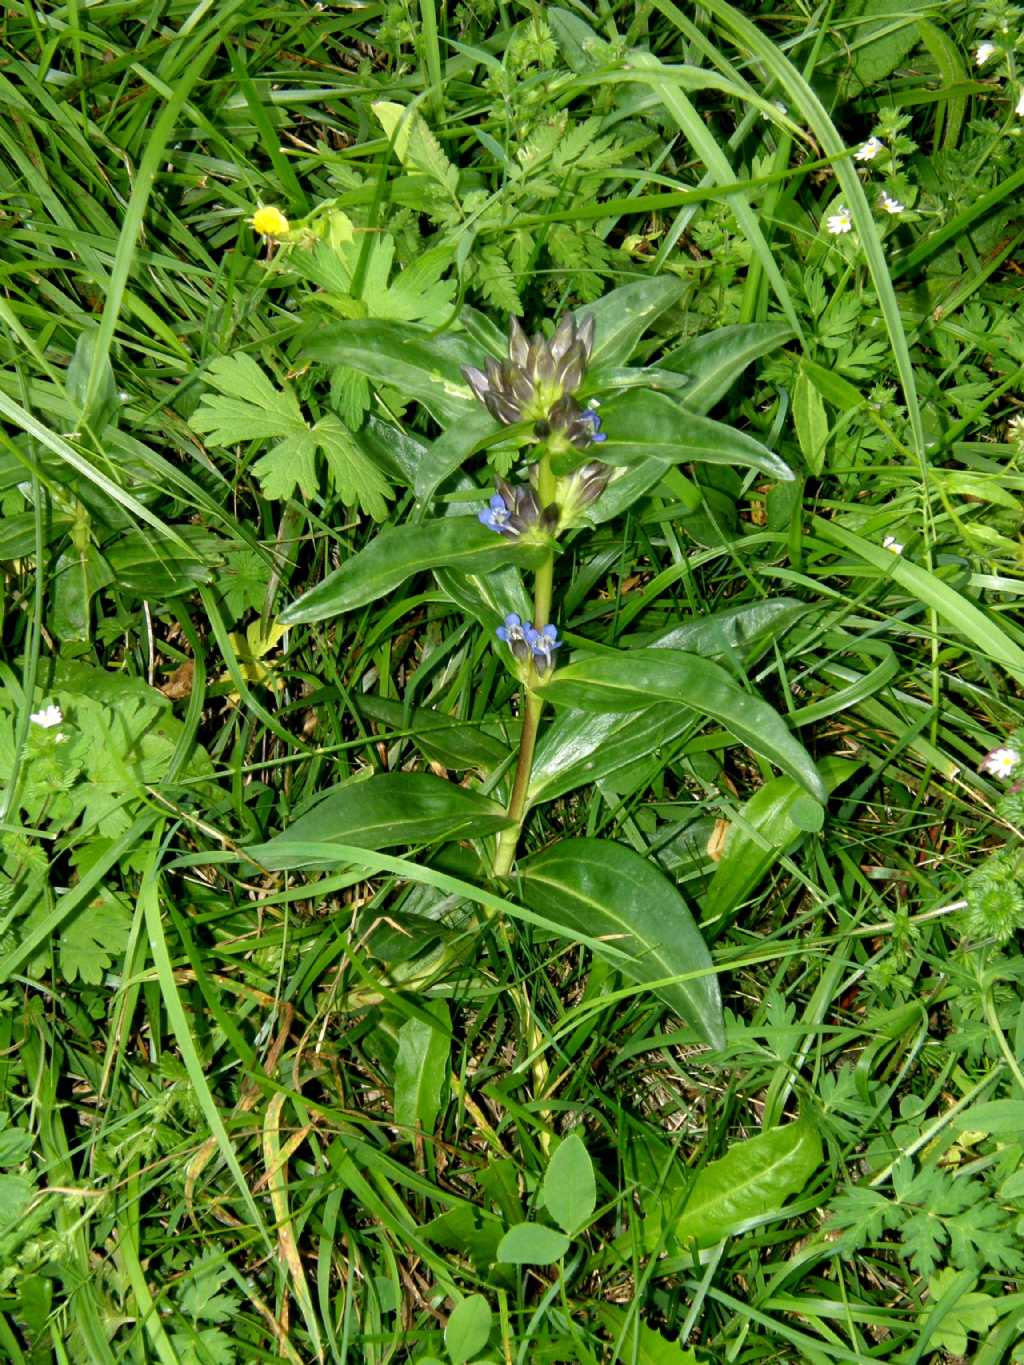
251, 205, 290, 238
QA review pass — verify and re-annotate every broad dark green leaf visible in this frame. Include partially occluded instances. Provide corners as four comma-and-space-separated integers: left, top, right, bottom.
529, 704, 693, 806
357, 694, 510, 773
300, 319, 481, 426
519, 838, 724, 1048
539, 650, 826, 802
0, 512, 49, 559
279, 519, 547, 625
246, 773, 512, 870
702, 758, 858, 926
51, 545, 111, 642
542, 1134, 596, 1236
104, 526, 224, 596
587, 322, 794, 524
496, 1223, 571, 1265
584, 276, 685, 368
599, 390, 793, 482
444, 1294, 492, 1365
394, 999, 450, 1135
661, 322, 794, 415
632, 597, 812, 661
669, 1120, 821, 1248
414, 407, 503, 499
433, 561, 532, 631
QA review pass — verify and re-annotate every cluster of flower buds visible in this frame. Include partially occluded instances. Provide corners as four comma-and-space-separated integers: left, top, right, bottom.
479, 475, 560, 540
462, 315, 606, 449
540, 396, 609, 449
496, 614, 562, 676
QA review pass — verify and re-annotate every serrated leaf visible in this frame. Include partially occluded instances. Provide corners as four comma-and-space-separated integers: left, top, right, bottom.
252, 429, 319, 501
315, 413, 392, 520
474, 242, 522, 315
592, 1305, 702, 1365
372, 101, 458, 194
191, 356, 392, 516
60, 894, 133, 985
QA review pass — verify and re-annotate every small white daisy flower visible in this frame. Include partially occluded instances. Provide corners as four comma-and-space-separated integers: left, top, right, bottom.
879, 190, 905, 215
30, 704, 63, 729
980, 747, 1021, 778
883, 536, 904, 554
1016, 87, 1024, 117
1007, 413, 1024, 446
855, 136, 883, 161
826, 206, 853, 235
975, 42, 996, 65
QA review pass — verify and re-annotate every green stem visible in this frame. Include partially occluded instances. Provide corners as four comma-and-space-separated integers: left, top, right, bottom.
493, 686, 543, 877
493, 451, 557, 878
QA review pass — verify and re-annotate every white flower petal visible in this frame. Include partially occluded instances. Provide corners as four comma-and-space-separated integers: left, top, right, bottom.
882, 536, 904, 554
30, 704, 63, 729
855, 136, 883, 161
975, 42, 996, 65
981, 747, 1021, 778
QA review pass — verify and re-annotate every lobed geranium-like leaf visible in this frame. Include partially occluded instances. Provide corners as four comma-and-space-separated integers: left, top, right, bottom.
190, 355, 392, 518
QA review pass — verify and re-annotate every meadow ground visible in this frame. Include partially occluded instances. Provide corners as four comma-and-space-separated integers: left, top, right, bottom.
2, 2, 1024, 1361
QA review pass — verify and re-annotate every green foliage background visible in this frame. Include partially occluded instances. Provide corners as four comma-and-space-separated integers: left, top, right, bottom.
2, 0, 1024, 1361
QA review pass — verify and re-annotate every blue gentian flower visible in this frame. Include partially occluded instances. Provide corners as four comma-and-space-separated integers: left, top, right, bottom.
579, 408, 607, 443
496, 612, 533, 663
479, 493, 511, 533
479, 478, 559, 539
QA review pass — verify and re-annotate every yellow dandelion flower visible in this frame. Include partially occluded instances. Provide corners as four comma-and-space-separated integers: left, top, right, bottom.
251, 205, 290, 238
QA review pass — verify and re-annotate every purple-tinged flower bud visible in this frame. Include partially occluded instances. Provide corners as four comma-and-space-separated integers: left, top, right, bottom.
526, 622, 562, 674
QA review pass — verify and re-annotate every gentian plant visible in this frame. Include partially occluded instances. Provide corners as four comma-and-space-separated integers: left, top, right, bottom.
260, 280, 827, 1050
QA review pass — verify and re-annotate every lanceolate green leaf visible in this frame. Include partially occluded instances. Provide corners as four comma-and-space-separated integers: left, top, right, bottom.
518, 838, 725, 1049
357, 694, 510, 773
529, 704, 694, 806
703, 758, 859, 928
246, 773, 512, 870
669, 1120, 821, 1248
582, 275, 686, 367
301, 319, 480, 426
661, 322, 795, 414
539, 650, 826, 802
599, 390, 793, 481
394, 998, 450, 1135
814, 517, 1024, 685
279, 519, 547, 624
